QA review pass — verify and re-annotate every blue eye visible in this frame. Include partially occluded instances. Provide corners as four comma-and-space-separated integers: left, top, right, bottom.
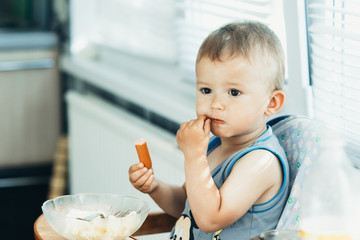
201, 88, 212, 94
229, 89, 241, 96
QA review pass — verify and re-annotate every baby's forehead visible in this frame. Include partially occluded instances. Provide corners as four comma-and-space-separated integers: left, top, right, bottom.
196, 55, 277, 89
197, 51, 266, 69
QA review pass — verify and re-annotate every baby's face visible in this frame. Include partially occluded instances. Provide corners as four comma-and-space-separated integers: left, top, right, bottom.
195, 56, 272, 138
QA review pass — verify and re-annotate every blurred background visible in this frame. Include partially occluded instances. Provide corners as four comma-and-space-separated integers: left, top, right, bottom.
0, 0, 60, 239
1, 0, 359, 239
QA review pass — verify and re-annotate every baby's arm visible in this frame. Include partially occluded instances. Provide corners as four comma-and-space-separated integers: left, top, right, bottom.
177, 116, 281, 232
128, 163, 186, 218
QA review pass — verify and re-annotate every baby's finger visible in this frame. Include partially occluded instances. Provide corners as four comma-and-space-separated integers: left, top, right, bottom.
129, 166, 148, 183
199, 115, 207, 121
134, 169, 153, 190
204, 118, 211, 133
177, 121, 189, 137
139, 174, 154, 192
193, 115, 206, 128
179, 120, 190, 131
129, 162, 144, 173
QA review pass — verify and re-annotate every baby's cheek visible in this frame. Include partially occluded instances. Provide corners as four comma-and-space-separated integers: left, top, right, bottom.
196, 102, 207, 117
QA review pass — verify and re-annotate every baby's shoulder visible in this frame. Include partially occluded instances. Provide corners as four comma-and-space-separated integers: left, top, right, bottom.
234, 148, 280, 167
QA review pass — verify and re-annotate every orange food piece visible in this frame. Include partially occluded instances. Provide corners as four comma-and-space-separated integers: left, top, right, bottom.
134, 138, 152, 169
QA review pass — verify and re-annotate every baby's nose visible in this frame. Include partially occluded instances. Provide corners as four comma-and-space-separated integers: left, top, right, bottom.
210, 96, 225, 110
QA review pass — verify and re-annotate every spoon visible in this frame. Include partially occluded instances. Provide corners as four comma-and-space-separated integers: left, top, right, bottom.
76, 210, 131, 221
76, 213, 105, 221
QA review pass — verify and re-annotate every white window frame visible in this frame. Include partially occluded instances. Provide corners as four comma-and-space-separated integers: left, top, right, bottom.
281, 0, 312, 117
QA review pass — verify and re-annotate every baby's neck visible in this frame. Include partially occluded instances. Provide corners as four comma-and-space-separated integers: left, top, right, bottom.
220, 125, 268, 150
208, 125, 268, 171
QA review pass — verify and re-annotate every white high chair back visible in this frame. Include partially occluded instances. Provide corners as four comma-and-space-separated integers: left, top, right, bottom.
267, 115, 324, 230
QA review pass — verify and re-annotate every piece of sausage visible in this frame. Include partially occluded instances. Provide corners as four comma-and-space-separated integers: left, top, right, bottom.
134, 138, 152, 169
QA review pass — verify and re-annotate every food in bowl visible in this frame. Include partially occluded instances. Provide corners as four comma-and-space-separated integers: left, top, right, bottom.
42, 193, 149, 240
63, 209, 139, 239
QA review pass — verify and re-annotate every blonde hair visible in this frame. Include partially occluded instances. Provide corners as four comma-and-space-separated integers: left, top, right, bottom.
196, 21, 285, 90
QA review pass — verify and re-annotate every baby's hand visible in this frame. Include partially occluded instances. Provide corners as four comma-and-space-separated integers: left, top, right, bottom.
176, 115, 211, 160
128, 162, 158, 193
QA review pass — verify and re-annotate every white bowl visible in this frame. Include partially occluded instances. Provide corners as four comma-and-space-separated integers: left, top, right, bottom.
42, 193, 149, 240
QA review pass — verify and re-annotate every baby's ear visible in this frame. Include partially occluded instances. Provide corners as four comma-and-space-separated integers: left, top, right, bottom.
265, 90, 285, 116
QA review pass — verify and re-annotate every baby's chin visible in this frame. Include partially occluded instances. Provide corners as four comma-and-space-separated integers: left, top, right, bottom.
210, 127, 230, 138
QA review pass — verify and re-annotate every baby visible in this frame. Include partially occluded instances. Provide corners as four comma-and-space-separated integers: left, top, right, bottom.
129, 21, 289, 240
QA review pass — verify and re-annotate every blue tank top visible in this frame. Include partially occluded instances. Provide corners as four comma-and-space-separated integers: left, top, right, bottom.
170, 126, 289, 240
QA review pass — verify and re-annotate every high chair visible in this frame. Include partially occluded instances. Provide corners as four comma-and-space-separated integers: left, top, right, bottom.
134, 115, 325, 237
268, 115, 324, 230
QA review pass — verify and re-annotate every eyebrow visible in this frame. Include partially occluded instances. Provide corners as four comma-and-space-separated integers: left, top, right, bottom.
196, 80, 209, 85
223, 79, 246, 89
196, 80, 245, 88
226, 81, 242, 86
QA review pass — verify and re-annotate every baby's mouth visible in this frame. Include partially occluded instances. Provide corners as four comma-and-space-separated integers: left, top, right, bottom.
210, 118, 225, 124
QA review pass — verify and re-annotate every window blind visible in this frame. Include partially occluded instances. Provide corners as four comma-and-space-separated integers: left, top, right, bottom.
305, 0, 360, 167
175, 0, 287, 81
